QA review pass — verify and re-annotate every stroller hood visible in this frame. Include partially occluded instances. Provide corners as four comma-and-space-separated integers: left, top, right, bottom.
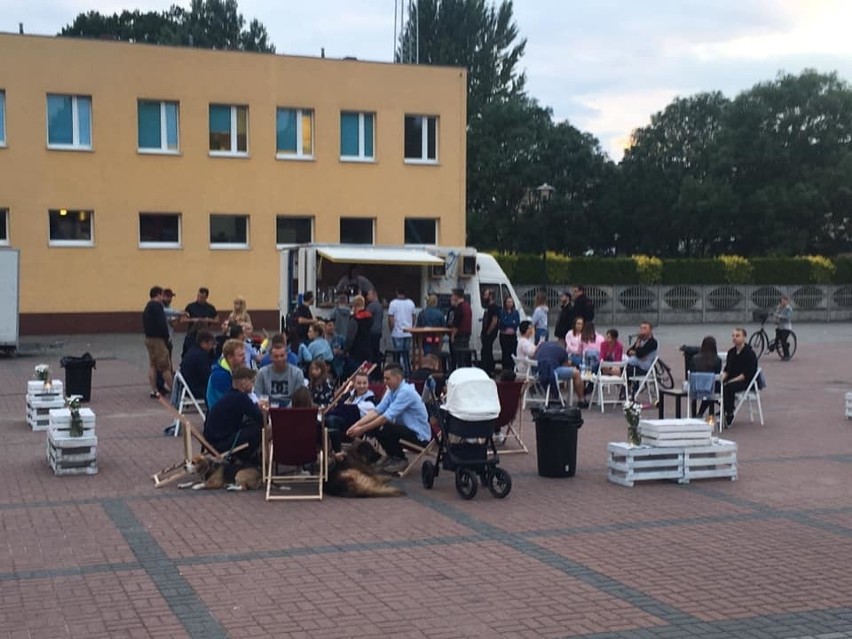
443, 368, 500, 420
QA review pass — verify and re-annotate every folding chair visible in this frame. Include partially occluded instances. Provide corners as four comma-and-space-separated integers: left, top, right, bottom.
686, 371, 721, 420
494, 380, 528, 454
545, 370, 570, 406
513, 355, 546, 411
722, 367, 764, 429
265, 407, 326, 501
170, 371, 207, 437
628, 356, 660, 404
592, 359, 628, 413
398, 420, 442, 477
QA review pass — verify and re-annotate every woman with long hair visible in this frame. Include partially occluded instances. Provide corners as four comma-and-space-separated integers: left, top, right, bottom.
530, 291, 549, 345
307, 359, 335, 408
564, 317, 584, 366
223, 295, 253, 335
498, 295, 520, 373
689, 335, 723, 417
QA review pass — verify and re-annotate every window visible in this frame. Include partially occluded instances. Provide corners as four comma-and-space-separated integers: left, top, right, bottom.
276, 216, 313, 245
48, 209, 93, 246
47, 95, 92, 150
209, 105, 248, 155
0, 90, 6, 146
209, 214, 248, 248
276, 108, 313, 158
340, 111, 374, 160
0, 209, 7, 245
340, 218, 374, 245
139, 213, 181, 248
404, 115, 437, 162
404, 218, 438, 245
138, 100, 179, 152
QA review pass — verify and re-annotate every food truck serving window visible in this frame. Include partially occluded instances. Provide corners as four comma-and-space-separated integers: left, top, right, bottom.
316, 246, 444, 265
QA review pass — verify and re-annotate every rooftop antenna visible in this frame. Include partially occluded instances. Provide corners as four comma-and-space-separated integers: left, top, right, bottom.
19, 23, 24, 34
321, 47, 325, 58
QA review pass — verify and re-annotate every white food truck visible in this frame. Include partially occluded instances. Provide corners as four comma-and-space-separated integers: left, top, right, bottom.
278, 244, 524, 353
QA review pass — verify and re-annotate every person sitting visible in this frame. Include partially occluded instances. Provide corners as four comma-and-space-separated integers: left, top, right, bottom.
290, 386, 313, 408
564, 317, 585, 367
254, 341, 305, 408
514, 320, 537, 377
343, 295, 373, 378
416, 294, 446, 355
206, 339, 246, 411
534, 341, 587, 408
179, 330, 215, 401
721, 327, 758, 427
298, 321, 334, 366
580, 321, 605, 371
626, 321, 658, 397
258, 333, 299, 368
688, 335, 723, 417
346, 363, 431, 474
307, 359, 335, 409
225, 321, 261, 370
600, 328, 624, 375
409, 352, 443, 383
325, 371, 377, 452
203, 367, 265, 464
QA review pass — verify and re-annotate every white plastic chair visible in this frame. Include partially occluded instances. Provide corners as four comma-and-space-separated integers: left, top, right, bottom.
592, 359, 628, 413
170, 371, 207, 437
722, 367, 764, 428
513, 355, 546, 410
628, 355, 660, 404
686, 371, 721, 421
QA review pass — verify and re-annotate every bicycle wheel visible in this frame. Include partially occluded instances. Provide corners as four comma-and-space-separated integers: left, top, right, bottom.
655, 360, 674, 390
776, 331, 797, 361
749, 331, 765, 359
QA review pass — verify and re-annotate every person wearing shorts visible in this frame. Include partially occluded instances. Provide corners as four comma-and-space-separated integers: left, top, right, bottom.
143, 286, 173, 398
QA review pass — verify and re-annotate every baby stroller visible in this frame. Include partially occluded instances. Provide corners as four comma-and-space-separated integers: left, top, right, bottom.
421, 368, 512, 500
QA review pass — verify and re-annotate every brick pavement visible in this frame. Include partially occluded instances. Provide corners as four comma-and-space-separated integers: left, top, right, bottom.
1, 326, 851, 638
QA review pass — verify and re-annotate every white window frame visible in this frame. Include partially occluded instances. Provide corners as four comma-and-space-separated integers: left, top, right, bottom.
46, 94, 92, 151
275, 107, 314, 160
209, 214, 250, 250
275, 215, 314, 248
138, 212, 182, 249
48, 209, 95, 248
0, 90, 6, 147
0, 208, 8, 246
137, 100, 180, 155
340, 111, 375, 162
404, 114, 438, 164
404, 217, 439, 246
208, 105, 248, 157
339, 217, 375, 245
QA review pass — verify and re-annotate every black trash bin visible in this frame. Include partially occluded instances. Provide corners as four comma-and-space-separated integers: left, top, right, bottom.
680, 345, 700, 378
60, 353, 96, 402
533, 406, 584, 477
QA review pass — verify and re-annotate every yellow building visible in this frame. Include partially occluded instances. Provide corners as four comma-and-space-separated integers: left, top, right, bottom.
0, 33, 467, 333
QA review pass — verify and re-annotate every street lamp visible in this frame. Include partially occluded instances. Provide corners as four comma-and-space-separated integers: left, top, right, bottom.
534, 182, 555, 288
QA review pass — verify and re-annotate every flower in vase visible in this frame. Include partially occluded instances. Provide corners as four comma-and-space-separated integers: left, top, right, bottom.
34, 364, 50, 382
623, 399, 643, 446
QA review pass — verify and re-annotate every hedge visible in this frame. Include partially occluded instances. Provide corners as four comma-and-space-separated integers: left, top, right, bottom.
493, 253, 852, 285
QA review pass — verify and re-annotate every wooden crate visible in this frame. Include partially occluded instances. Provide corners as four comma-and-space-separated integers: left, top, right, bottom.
607, 443, 684, 487
27, 380, 64, 397
846, 392, 852, 419
47, 433, 98, 476
48, 408, 96, 438
639, 418, 712, 447
26, 396, 66, 432
683, 439, 737, 483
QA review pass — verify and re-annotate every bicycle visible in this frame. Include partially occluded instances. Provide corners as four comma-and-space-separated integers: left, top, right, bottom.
749, 310, 797, 360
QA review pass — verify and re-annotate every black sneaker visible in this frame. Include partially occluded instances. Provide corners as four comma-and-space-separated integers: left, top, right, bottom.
577, 400, 590, 409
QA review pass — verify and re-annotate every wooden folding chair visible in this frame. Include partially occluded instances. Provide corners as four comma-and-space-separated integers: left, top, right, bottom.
398, 419, 442, 477
170, 371, 207, 437
265, 407, 326, 501
494, 380, 528, 454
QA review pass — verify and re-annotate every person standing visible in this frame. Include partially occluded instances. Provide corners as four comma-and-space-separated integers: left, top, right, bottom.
770, 294, 793, 360
143, 286, 173, 399
721, 327, 758, 427
498, 295, 520, 373
365, 289, 384, 368
554, 291, 574, 344
181, 287, 219, 358
388, 288, 416, 377
480, 289, 500, 376
530, 291, 549, 345
449, 288, 472, 368
572, 285, 595, 323
416, 294, 446, 355
291, 291, 315, 351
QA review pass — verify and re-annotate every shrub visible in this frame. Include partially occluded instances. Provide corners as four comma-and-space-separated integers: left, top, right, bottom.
717, 255, 753, 284
802, 255, 836, 284
633, 255, 663, 284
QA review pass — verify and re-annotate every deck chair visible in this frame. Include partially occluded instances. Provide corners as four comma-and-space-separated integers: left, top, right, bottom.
628, 355, 659, 404
398, 419, 442, 477
592, 359, 627, 413
265, 407, 325, 501
686, 372, 721, 421
168, 371, 207, 437
494, 380, 528, 454
722, 367, 765, 429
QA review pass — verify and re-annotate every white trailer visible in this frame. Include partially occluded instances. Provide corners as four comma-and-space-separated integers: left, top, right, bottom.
278, 244, 524, 353
0, 249, 20, 355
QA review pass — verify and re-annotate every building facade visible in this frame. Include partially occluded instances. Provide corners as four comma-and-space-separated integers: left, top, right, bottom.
0, 34, 467, 334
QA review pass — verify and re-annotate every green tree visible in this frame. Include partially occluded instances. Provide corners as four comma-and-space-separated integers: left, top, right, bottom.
60, 0, 275, 53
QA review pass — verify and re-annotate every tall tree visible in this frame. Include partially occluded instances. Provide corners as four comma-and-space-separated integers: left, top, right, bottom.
60, 0, 275, 53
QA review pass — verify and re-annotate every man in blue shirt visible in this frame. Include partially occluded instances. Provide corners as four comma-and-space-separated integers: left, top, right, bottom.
346, 363, 430, 474
203, 367, 265, 464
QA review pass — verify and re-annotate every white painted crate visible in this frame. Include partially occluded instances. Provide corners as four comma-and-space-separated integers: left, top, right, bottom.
27, 380, 64, 397
845, 392, 852, 419
48, 408, 95, 437
683, 440, 737, 483
26, 396, 66, 431
639, 418, 712, 447
607, 443, 683, 487
47, 433, 98, 476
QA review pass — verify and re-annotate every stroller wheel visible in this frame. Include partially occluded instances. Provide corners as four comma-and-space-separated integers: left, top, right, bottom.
488, 468, 512, 499
421, 460, 436, 490
454, 467, 478, 500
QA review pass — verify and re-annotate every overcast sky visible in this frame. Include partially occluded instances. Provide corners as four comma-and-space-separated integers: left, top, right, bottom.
4, 0, 852, 159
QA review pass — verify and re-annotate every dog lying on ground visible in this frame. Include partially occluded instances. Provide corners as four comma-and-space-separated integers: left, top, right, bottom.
178, 455, 263, 491
324, 439, 405, 498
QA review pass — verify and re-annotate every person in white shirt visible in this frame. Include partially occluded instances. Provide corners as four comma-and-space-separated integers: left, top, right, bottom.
514, 320, 537, 376
388, 288, 416, 377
